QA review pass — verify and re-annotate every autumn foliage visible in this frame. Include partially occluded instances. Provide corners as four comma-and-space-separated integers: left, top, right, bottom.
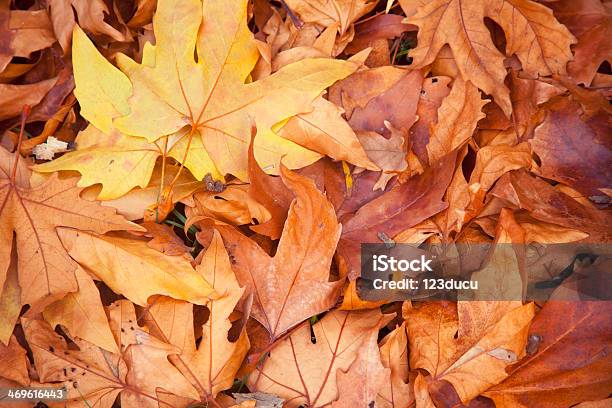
0, 0, 610, 407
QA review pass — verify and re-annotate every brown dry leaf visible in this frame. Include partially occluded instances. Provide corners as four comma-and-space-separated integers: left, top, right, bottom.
249, 309, 391, 407
332, 329, 390, 407
406, 300, 535, 405
187, 185, 271, 227
0, 9, 56, 73
469, 142, 532, 194
57, 228, 215, 306
506, 71, 565, 138
0, 79, 58, 121
278, 96, 378, 171
284, 0, 378, 35
346, 69, 423, 134
491, 170, 611, 241
22, 305, 199, 408
48, 0, 129, 51
0, 334, 29, 386
406, 0, 575, 115
128, 0, 157, 27
0, 145, 140, 314
337, 150, 456, 279
140, 222, 192, 257
216, 165, 343, 339
469, 209, 527, 301
376, 323, 414, 408
246, 134, 293, 240
531, 98, 611, 197
346, 13, 416, 54
426, 78, 487, 164
0, 243, 20, 344
519, 218, 588, 244
410, 75, 452, 165
328, 66, 407, 119
143, 231, 249, 401
357, 121, 408, 190
414, 372, 436, 408
338, 279, 387, 310
574, 399, 612, 408
485, 301, 612, 407
43, 266, 118, 353
547, 0, 611, 86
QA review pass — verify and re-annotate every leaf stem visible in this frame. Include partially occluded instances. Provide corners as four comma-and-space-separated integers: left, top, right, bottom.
167, 125, 197, 193
10, 105, 31, 183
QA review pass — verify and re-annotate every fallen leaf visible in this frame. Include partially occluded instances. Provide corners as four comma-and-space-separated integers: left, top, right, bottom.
249, 309, 391, 407
346, 13, 416, 54
347, 69, 423, 134
106, 0, 358, 180
406, 0, 575, 115
246, 133, 293, 240
57, 228, 215, 306
144, 231, 249, 401
284, 0, 378, 35
332, 329, 390, 407
468, 208, 527, 301
140, 222, 192, 257
0, 9, 56, 73
216, 165, 343, 339
0, 78, 58, 121
491, 170, 611, 240
22, 307, 199, 408
337, 150, 456, 279
376, 323, 414, 408
0, 243, 20, 344
410, 75, 452, 165
187, 185, 271, 227
328, 66, 407, 120
426, 78, 487, 163
0, 334, 29, 386
0, 145, 140, 314
531, 98, 611, 197
485, 301, 612, 407
43, 266, 118, 353
278, 96, 378, 170
469, 142, 532, 193
357, 121, 408, 190
548, 0, 611, 86
406, 301, 534, 405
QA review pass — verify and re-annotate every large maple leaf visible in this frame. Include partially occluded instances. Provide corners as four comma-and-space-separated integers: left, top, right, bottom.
142, 231, 249, 402
35, 0, 360, 199
216, 165, 344, 340
22, 302, 200, 408
249, 309, 392, 408
406, 0, 576, 115
0, 145, 139, 316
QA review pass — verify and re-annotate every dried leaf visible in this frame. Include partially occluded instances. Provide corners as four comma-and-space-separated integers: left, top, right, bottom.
485, 301, 612, 407
144, 231, 249, 400
407, 0, 575, 115
249, 309, 391, 407
217, 166, 343, 339
0, 146, 140, 314
57, 228, 215, 306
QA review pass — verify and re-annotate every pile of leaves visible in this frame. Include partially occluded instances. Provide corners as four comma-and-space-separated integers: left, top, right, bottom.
0, 0, 610, 407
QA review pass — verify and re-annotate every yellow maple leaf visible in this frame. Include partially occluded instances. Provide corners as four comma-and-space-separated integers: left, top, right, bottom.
35, 0, 360, 199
